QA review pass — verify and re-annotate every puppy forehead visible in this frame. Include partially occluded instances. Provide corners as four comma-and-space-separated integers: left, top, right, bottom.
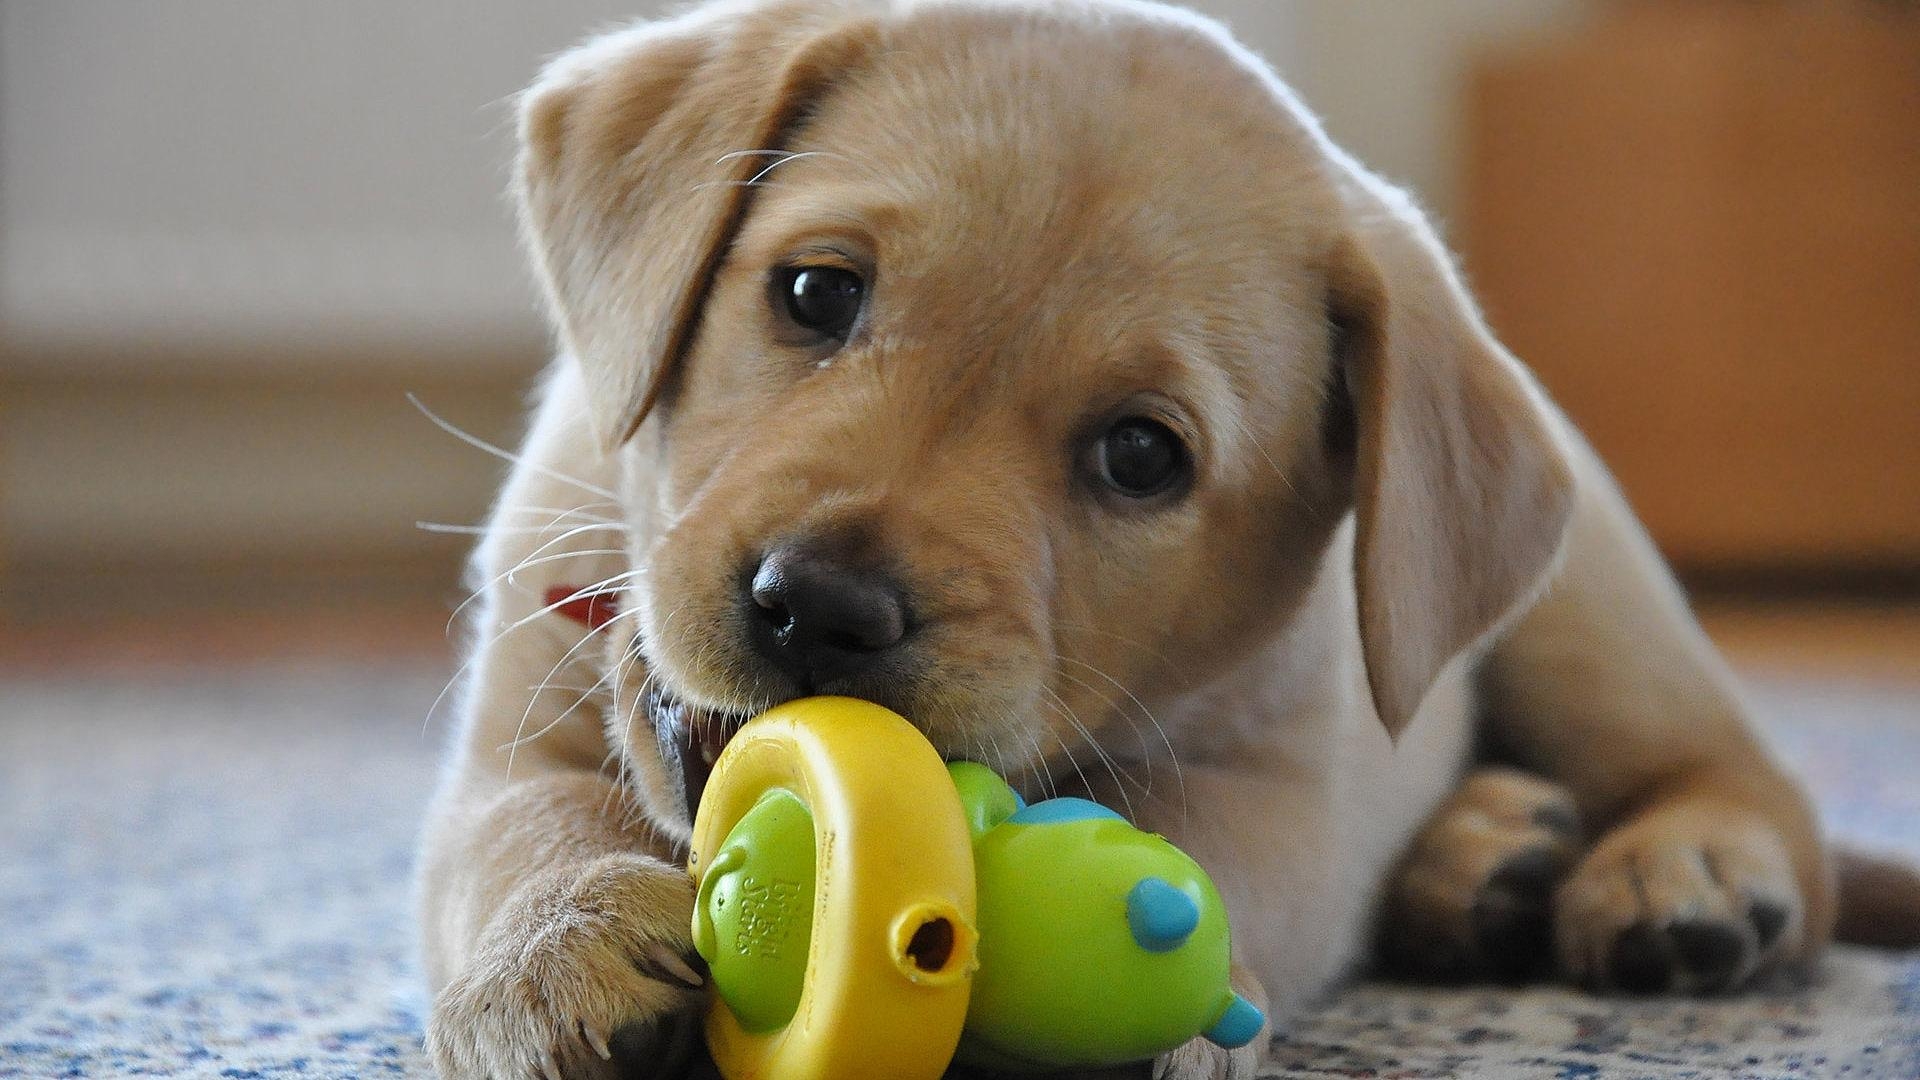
736, 9, 1334, 341
766, 8, 1330, 260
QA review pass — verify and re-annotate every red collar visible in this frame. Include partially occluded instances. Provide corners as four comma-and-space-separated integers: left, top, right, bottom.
544, 585, 619, 630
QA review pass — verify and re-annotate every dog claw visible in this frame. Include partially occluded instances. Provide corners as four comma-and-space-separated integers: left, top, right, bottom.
581, 1020, 614, 1061
644, 941, 707, 988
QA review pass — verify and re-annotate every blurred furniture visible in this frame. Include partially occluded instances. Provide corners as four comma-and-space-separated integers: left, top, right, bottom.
1463, 1, 1920, 577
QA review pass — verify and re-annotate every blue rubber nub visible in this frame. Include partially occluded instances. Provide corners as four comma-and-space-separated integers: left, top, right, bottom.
1006, 796, 1124, 826
1204, 994, 1265, 1049
1125, 876, 1200, 952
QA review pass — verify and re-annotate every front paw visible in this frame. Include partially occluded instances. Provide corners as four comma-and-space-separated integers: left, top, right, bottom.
1380, 768, 1584, 984
1002, 1036, 1263, 1080
1555, 814, 1804, 995
1151, 964, 1269, 1080
1149, 1036, 1262, 1080
428, 853, 708, 1080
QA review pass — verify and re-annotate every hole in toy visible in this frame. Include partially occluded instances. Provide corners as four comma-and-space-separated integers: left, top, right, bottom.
905, 917, 955, 972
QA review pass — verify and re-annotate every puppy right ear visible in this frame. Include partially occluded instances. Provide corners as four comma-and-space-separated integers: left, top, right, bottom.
1326, 176, 1575, 740
515, 1, 878, 447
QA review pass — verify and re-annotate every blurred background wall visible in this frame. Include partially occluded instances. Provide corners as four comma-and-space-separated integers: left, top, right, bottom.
2, 1, 1914, 624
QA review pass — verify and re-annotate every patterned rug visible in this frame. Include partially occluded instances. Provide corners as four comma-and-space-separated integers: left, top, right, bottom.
3, 665, 1915, 1079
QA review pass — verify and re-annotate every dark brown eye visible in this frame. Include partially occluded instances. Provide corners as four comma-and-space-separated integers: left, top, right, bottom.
774, 265, 864, 341
1094, 417, 1188, 499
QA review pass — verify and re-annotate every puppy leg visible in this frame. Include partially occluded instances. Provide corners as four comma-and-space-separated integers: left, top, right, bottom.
420, 588, 706, 1077
1482, 435, 1831, 995
1378, 768, 1584, 982
1554, 784, 1808, 993
417, 365, 712, 1077
423, 769, 707, 1080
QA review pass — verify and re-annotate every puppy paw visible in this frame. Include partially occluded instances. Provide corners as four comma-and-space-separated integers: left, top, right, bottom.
1555, 813, 1802, 995
1379, 768, 1583, 982
427, 853, 708, 1080
1148, 1035, 1262, 1080
1150, 963, 1269, 1080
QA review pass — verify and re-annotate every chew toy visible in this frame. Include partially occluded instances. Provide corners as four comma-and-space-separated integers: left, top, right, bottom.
687, 696, 1263, 1080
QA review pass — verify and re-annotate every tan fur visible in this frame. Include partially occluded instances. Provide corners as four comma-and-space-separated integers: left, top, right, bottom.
418, 3, 1899, 1077
1327, 216, 1575, 737
517, 0, 885, 446
1378, 768, 1585, 981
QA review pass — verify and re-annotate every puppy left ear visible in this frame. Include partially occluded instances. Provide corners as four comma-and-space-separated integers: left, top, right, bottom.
514, 1, 879, 447
1327, 177, 1575, 739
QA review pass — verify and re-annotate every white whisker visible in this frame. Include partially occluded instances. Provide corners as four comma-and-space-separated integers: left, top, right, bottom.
1051, 664, 1148, 780
1044, 722, 1093, 806
1041, 686, 1135, 821
421, 572, 645, 740
745, 150, 828, 185
981, 724, 1010, 787
1060, 657, 1187, 821
503, 597, 645, 777
1053, 621, 1176, 668
418, 519, 626, 536
408, 392, 620, 501
503, 548, 629, 586
687, 178, 790, 193
449, 537, 637, 633
501, 502, 623, 522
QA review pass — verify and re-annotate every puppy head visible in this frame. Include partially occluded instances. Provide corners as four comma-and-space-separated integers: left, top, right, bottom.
517, 0, 1573, 836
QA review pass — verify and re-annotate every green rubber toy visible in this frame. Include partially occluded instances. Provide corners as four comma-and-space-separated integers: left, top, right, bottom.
949, 762, 1261, 1071
691, 700, 1262, 1078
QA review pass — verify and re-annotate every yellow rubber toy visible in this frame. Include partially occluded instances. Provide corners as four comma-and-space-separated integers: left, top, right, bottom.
686, 697, 979, 1080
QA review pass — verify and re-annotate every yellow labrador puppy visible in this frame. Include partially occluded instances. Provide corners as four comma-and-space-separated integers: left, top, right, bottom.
417, 1, 1918, 1077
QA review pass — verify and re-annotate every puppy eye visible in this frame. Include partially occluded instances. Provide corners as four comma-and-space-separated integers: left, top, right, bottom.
1093, 417, 1189, 499
773, 265, 864, 341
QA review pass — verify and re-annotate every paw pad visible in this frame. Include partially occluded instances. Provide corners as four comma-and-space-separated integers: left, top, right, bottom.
1602, 916, 1760, 995
1469, 848, 1564, 982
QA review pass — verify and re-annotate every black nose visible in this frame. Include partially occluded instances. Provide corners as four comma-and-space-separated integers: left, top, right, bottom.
748, 543, 911, 689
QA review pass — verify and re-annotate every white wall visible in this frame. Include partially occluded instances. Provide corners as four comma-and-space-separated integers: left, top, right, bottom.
0, 1, 1584, 367
0, 0, 641, 365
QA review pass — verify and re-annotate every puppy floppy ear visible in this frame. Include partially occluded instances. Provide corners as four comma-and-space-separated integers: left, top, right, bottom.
515, 0, 877, 446
1326, 181, 1575, 738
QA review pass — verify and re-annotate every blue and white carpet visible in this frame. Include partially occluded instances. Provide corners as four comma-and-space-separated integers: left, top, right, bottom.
3, 666, 1915, 1079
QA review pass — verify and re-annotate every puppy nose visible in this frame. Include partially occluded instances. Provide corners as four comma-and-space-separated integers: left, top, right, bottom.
748, 544, 910, 687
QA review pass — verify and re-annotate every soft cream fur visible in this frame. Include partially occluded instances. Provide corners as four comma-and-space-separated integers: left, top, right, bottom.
417, 3, 1848, 1077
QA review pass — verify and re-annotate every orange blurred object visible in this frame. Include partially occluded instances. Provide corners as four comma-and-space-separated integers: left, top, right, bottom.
1464, 1, 1920, 576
